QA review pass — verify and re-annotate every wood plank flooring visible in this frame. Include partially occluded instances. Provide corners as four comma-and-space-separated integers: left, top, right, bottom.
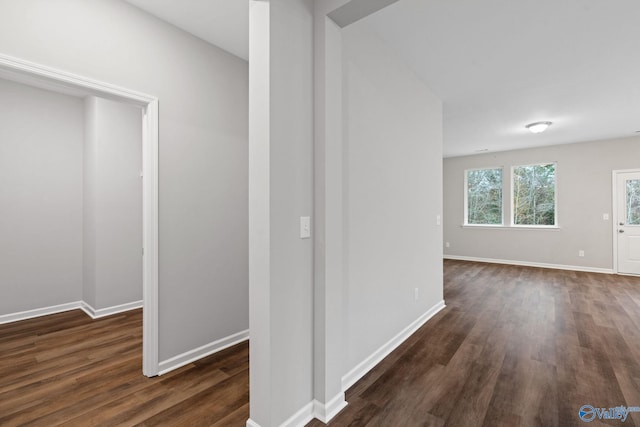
309, 260, 640, 427
0, 309, 249, 426
3, 261, 640, 426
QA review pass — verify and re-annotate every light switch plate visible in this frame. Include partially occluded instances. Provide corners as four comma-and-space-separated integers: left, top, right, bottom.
300, 216, 311, 239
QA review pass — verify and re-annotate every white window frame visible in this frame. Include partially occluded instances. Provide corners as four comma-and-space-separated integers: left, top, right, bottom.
510, 162, 558, 228
464, 166, 504, 226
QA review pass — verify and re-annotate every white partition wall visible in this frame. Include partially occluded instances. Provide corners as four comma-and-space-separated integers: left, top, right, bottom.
248, 1, 315, 425
83, 97, 143, 314
248, 1, 444, 426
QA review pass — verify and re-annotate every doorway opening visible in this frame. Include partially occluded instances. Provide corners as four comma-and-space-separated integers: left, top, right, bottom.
0, 53, 159, 376
612, 169, 640, 276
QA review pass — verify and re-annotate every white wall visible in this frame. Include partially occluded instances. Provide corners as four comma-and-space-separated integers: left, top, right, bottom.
268, 0, 314, 422
342, 22, 444, 376
443, 136, 640, 270
0, 78, 84, 315
249, 0, 315, 425
84, 96, 98, 309
83, 96, 142, 310
0, 0, 248, 362
312, 11, 346, 410
248, 2, 444, 424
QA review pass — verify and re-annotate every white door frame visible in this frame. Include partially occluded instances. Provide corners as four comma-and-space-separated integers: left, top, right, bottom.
612, 168, 640, 275
0, 53, 160, 377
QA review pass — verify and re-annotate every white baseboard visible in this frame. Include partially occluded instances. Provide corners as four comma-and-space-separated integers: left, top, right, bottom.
80, 300, 143, 319
280, 401, 315, 427
313, 392, 348, 424
0, 300, 143, 325
158, 329, 250, 376
341, 300, 446, 392
246, 395, 344, 427
443, 254, 614, 274
245, 402, 315, 427
0, 301, 83, 325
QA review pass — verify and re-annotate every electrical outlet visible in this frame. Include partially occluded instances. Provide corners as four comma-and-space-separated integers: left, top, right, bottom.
445, 242, 450, 248
603, 213, 609, 220
579, 250, 585, 257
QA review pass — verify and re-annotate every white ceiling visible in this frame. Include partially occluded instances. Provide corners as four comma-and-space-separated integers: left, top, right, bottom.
362, 0, 640, 157
125, 0, 640, 157
125, 0, 249, 60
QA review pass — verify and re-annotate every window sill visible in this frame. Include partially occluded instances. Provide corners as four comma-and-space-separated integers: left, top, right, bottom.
461, 225, 560, 231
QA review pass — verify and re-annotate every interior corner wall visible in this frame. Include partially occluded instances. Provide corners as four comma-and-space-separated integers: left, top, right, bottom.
443, 136, 640, 270
0, 78, 84, 315
83, 96, 143, 310
0, 0, 248, 361
83, 96, 98, 309
341, 22, 444, 376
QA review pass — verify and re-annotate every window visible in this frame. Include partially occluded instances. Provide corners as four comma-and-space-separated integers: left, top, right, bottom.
465, 168, 503, 225
627, 179, 640, 225
462, 163, 558, 228
512, 163, 556, 226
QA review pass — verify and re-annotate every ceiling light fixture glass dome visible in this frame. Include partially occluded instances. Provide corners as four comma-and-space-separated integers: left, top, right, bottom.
526, 121, 552, 134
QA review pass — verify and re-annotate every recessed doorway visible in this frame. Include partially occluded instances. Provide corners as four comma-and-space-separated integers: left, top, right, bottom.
0, 53, 160, 376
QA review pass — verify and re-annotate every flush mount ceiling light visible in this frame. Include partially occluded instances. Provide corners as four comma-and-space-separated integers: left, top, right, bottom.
526, 121, 552, 134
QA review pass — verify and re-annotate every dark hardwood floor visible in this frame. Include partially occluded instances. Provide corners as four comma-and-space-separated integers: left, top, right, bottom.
3, 261, 640, 426
0, 309, 249, 426
310, 260, 640, 427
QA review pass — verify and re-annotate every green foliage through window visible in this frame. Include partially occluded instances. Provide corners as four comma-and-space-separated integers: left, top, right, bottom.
627, 179, 640, 225
466, 168, 503, 224
513, 163, 556, 226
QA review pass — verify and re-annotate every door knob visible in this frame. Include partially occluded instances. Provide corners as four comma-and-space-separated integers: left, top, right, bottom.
619, 229, 625, 233
620, 222, 625, 226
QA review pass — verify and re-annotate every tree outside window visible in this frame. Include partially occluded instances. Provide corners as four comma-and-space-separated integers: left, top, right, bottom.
627, 179, 640, 225
512, 163, 556, 226
466, 168, 503, 225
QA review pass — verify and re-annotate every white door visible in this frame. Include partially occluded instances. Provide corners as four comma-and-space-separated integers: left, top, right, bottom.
616, 171, 640, 275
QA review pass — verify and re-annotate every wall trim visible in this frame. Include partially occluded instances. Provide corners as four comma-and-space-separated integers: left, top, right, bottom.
158, 329, 250, 376
341, 299, 446, 392
280, 401, 315, 427
245, 401, 317, 427
443, 255, 614, 274
80, 300, 143, 319
0, 301, 83, 325
313, 392, 348, 424
0, 300, 143, 325
245, 393, 347, 427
